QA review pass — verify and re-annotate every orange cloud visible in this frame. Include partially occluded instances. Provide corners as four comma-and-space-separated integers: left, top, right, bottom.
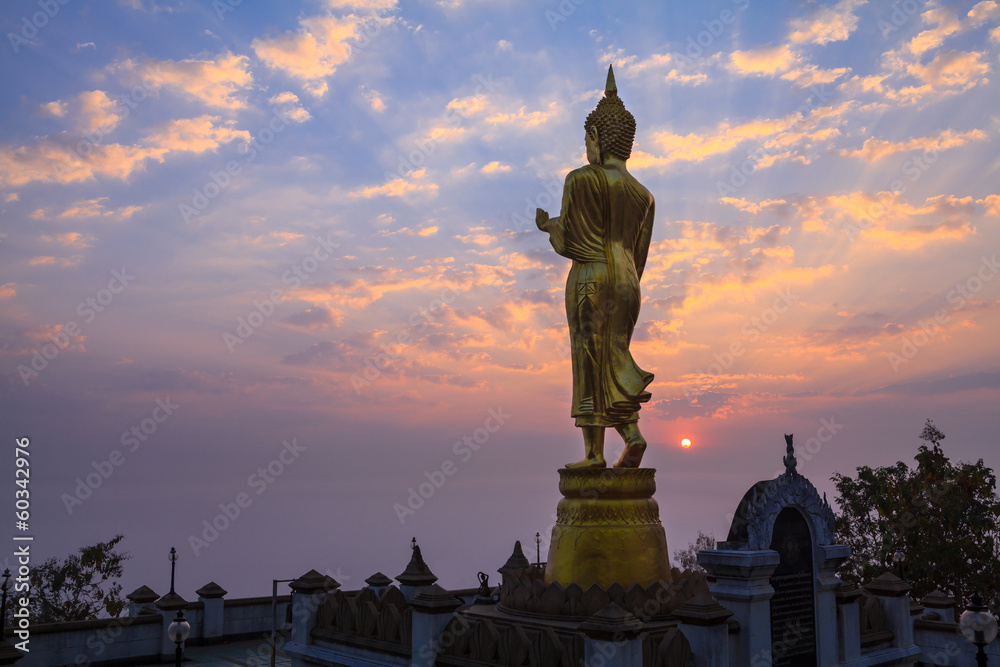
425, 125, 468, 143
485, 102, 559, 128
861, 218, 973, 250
719, 197, 789, 215
618, 50, 709, 86
298, 267, 457, 310
730, 44, 849, 87
350, 168, 439, 199
454, 226, 498, 246
780, 64, 851, 87
253, 14, 377, 97
730, 44, 797, 76
115, 51, 252, 109
0, 140, 160, 186
628, 52, 673, 72
979, 194, 1000, 216
665, 70, 709, 85
19, 323, 86, 353
37, 90, 124, 133
481, 161, 511, 174
853, 47, 992, 105
77, 91, 124, 133
787, 0, 865, 45
840, 128, 987, 161
375, 226, 439, 237
143, 115, 250, 153
447, 94, 492, 117
908, 6, 962, 55
37, 100, 68, 118
362, 87, 386, 112
793, 191, 980, 250
268, 92, 312, 123
906, 49, 989, 90
968, 1, 1000, 25
0, 116, 249, 186
40, 232, 95, 248
654, 116, 795, 162
28, 255, 83, 268
633, 103, 846, 170
907, 2, 1000, 54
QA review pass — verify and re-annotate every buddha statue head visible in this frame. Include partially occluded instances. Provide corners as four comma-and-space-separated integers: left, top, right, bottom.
584, 65, 636, 163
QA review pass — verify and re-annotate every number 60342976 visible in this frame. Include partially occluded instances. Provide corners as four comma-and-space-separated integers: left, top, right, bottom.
15, 437, 30, 521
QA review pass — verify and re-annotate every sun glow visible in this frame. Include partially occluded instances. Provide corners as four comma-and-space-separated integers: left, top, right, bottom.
681, 438, 692, 448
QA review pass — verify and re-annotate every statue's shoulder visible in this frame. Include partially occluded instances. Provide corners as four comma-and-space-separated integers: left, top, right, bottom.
565, 164, 604, 186
623, 171, 654, 206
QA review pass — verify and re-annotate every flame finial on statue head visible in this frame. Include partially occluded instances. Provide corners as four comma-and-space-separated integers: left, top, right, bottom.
605, 64, 617, 97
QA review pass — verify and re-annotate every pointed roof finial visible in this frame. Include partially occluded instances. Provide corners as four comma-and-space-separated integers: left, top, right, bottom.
783, 433, 797, 475
497, 540, 531, 577
606, 64, 618, 97
397, 544, 438, 587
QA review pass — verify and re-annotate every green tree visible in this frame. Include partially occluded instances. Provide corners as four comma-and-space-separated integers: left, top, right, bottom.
5, 535, 131, 625
832, 420, 1000, 608
672, 531, 716, 572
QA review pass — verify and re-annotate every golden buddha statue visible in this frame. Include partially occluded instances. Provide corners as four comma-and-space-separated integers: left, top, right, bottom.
536, 65, 655, 469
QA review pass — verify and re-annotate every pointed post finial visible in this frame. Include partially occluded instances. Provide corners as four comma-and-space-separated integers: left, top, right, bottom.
783, 434, 797, 475
397, 543, 437, 587
605, 64, 617, 97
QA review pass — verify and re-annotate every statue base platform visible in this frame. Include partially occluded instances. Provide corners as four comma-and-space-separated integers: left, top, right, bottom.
544, 468, 670, 590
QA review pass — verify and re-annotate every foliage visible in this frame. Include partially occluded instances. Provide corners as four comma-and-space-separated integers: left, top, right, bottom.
832, 420, 1000, 608
672, 530, 716, 572
5, 535, 131, 625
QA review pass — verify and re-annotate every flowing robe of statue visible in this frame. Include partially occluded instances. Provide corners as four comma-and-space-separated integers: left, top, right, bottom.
540, 164, 655, 427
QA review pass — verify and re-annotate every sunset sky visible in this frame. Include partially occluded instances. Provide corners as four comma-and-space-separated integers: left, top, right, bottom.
1, 0, 998, 600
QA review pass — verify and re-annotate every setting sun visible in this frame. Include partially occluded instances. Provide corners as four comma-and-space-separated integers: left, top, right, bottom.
681, 438, 692, 448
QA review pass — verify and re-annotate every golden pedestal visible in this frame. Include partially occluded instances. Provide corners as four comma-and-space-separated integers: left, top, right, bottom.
544, 468, 670, 590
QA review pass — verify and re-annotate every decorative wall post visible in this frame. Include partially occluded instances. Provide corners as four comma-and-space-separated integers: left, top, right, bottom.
154, 590, 188, 658
578, 603, 645, 667
288, 570, 339, 647
921, 589, 957, 623
674, 593, 733, 667
835, 583, 862, 662
816, 544, 851, 666
365, 572, 393, 598
864, 572, 914, 648
409, 583, 464, 667
196, 582, 227, 643
126, 585, 159, 617
698, 549, 779, 666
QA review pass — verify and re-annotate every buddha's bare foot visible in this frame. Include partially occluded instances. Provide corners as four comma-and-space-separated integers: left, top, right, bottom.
614, 441, 646, 468
566, 456, 607, 469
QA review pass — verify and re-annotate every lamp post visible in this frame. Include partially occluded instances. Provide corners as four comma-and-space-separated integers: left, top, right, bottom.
959, 592, 998, 667
534, 532, 541, 568
166, 610, 191, 667
1, 569, 10, 629
168, 547, 178, 595
892, 545, 906, 580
